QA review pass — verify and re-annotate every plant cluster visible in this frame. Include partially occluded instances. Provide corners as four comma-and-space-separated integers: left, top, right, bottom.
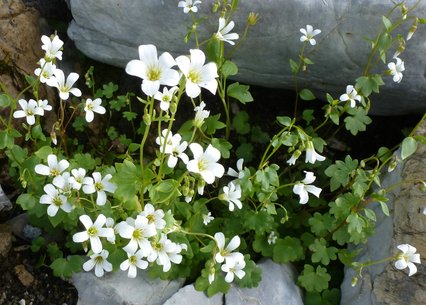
0, 0, 424, 302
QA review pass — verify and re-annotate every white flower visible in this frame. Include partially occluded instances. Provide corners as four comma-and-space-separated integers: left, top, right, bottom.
267, 231, 277, 245
148, 234, 183, 272
156, 129, 189, 168
227, 158, 245, 179
84, 98, 106, 123
395, 244, 421, 276
202, 212, 214, 225
220, 181, 242, 211
214, 232, 242, 264
120, 249, 149, 278
216, 18, 239, 45
178, 0, 201, 13
305, 141, 326, 164
388, 57, 405, 83
52, 172, 73, 194
193, 101, 210, 128
287, 150, 301, 166
82, 172, 116, 206
300, 25, 321, 45
35, 154, 69, 177
40, 184, 72, 217
73, 214, 115, 254
83, 249, 112, 277
176, 49, 218, 98
125, 44, 179, 97
187, 143, 225, 184
69, 168, 90, 190
293, 171, 322, 204
339, 85, 361, 108
34, 59, 56, 83
13, 99, 43, 125
221, 257, 246, 283
36, 99, 52, 116
117, 215, 157, 255
105, 217, 116, 244
154, 86, 178, 111
47, 69, 82, 100
140, 203, 166, 230
41, 34, 63, 61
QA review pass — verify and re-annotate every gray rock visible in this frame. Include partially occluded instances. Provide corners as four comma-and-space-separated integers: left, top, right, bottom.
0, 185, 12, 212
340, 120, 426, 305
72, 269, 184, 305
225, 259, 304, 305
68, 0, 426, 115
163, 284, 223, 305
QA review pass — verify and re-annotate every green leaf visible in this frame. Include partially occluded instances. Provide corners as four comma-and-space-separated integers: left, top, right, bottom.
232, 111, 250, 135
113, 160, 142, 203
309, 238, 338, 265
303, 109, 315, 124
211, 138, 232, 159
16, 193, 36, 210
227, 82, 253, 104
276, 116, 292, 127
355, 74, 384, 97
308, 212, 334, 237
289, 58, 299, 73
50, 255, 83, 278
298, 264, 331, 292
149, 179, 181, 204
401, 137, 417, 160
236, 142, 253, 162
204, 114, 226, 135
0, 130, 17, 149
123, 111, 137, 121
346, 213, 365, 234
0, 94, 11, 108
325, 155, 358, 191
243, 210, 274, 234
72, 153, 99, 171
34, 146, 53, 160
344, 107, 372, 136
221, 60, 238, 77
382, 16, 392, 30
300, 89, 316, 101
329, 193, 359, 219
236, 255, 262, 288
102, 82, 118, 98
273, 236, 304, 263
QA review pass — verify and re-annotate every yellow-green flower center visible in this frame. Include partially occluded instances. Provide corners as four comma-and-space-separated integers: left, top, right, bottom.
188, 70, 201, 83
94, 255, 104, 264
52, 196, 62, 207
88, 226, 98, 237
132, 228, 143, 240
129, 255, 137, 265
147, 214, 155, 224
147, 67, 161, 81
95, 182, 103, 191
50, 168, 60, 177
198, 158, 208, 172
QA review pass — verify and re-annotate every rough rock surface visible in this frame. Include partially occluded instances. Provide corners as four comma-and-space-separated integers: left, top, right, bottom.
340, 120, 426, 305
68, 0, 426, 115
163, 284, 223, 305
0, 185, 12, 212
72, 269, 185, 305
225, 259, 304, 305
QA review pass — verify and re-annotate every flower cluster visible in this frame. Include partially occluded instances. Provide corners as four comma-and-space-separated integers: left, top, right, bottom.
212, 233, 245, 283
13, 99, 51, 125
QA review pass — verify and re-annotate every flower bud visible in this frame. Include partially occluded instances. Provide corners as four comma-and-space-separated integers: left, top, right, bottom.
401, 4, 408, 20
407, 18, 418, 41
143, 113, 151, 126
170, 102, 177, 114
247, 12, 260, 26
351, 276, 358, 287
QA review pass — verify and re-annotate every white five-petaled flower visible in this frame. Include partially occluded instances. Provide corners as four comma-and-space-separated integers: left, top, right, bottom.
120, 249, 149, 278
202, 212, 214, 225
34, 59, 56, 83
388, 57, 405, 83
305, 141, 326, 164
339, 85, 362, 108
221, 257, 246, 283
41, 34, 64, 61
154, 86, 178, 111
214, 232, 243, 264
52, 171, 73, 194
35, 154, 69, 177
287, 150, 302, 166
176, 49, 218, 98
394, 244, 421, 276
40, 183, 72, 217
216, 17, 239, 45
300, 25, 321, 45
140, 203, 167, 230
47, 69, 82, 100
187, 143, 225, 184
69, 168, 90, 190
117, 215, 157, 255
73, 214, 115, 254
36, 99, 52, 116
193, 101, 210, 128
13, 99, 43, 125
293, 171, 322, 204
220, 181, 242, 211
83, 249, 113, 277
178, 0, 201, 13
82, 172, 117, 206
148, 233, 183, 272
84, 98, 106, 123
156, 129, 189, 168
227, 158, 245, 180
267, 231, 278, 245
125, 44, 179, 97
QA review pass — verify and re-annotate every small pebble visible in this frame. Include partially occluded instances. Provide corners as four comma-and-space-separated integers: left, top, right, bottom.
14, 264, 35, 287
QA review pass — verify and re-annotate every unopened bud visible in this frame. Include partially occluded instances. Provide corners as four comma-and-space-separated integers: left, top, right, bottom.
170, 102, 177, 114
212, 0, 220, 13
401, 4, 408, 20
393, 38, 405, 58
351, 276, 358, 287
388, 160, 397, 173
407, 18, 418, 41
247, 12, 260, 26
143, 113, 151, 126
50, 131, 57, 145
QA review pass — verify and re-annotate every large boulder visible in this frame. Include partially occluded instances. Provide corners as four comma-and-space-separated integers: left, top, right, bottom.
67, 0, 426, 115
